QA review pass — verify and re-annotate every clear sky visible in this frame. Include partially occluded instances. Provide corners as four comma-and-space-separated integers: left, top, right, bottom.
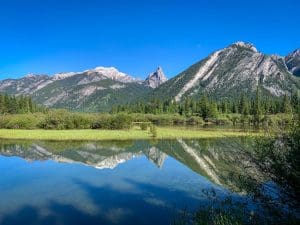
0, 0, 299, 80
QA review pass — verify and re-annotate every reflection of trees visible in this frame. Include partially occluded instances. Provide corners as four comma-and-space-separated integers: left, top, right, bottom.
1, 135, 299, 224
172, 128, 300, 224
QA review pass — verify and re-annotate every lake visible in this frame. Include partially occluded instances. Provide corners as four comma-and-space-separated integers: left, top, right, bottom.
0, 138, 296, 225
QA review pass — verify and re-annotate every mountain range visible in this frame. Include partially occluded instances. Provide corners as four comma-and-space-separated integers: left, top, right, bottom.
0, 41, 299, 112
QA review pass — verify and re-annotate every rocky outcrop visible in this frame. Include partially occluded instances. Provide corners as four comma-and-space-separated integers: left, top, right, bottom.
285, 49, 300, 76
144, 66, 168, 88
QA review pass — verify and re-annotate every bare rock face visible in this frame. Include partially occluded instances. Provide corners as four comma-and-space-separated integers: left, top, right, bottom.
151, 41, 300, 101
285, 49, 300, 77
144, 66, 168, 89
0, 74, 52, 95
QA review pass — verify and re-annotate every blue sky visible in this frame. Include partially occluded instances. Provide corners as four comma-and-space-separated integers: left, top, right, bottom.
0, 0, 299, 80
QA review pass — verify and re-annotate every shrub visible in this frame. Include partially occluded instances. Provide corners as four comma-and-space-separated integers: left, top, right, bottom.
139, 122, 149, 130
91, 113, 133, 130
186, 116, 204, 125
71, 113, 94, 129
91, 114, 113, 129
149, 124, 157, 138
226, 114, 240, 126
110, 113, 133, 129
0, 114, 42, 129
38, 110, 70, 129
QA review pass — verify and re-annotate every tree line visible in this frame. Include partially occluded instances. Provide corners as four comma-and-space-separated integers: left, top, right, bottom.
0, 93, 43, 114
1, 89, 299, 129
112, 88, 300, 120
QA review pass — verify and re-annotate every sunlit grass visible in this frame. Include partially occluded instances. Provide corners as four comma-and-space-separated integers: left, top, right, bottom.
0, 127, 260, 141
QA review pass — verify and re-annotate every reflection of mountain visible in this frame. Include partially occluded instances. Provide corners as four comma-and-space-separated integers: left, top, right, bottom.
158, 138, 264, 193
177, 139, 221, 185
0, 138, 262, 193
144, 147, 167, 168
0, 141, 167, 170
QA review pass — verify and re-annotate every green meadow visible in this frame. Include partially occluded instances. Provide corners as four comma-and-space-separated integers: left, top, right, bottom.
0, 127, 258, 141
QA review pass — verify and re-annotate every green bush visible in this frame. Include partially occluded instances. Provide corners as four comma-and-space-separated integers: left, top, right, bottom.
149, 124, 157, 138
139, 122, 149, 130
186, 116, 204, 125
38, 110, 71, 129
0, 114, 42, 129
110, 113, 133, 129
91, 113, 133, 130
91, 114, 113, 129
71, 113, 95, 129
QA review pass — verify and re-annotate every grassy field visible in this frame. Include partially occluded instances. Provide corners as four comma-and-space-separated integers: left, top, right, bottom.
0, 127, 260, 141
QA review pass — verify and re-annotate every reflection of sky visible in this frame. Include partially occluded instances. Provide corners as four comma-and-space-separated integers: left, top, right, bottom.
0, 152, 240, 225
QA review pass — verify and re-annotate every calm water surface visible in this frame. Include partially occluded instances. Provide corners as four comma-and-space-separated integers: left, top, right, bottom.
0, 138, 282, 225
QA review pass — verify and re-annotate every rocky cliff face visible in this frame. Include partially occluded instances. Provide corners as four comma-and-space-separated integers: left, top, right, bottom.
0, 74, 52, 95
285, 49, 300, 77
144, 67, 168, 88
150, 41, 300, 101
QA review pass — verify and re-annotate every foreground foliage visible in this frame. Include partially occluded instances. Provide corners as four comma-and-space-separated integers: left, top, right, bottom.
174, 117, 300, 225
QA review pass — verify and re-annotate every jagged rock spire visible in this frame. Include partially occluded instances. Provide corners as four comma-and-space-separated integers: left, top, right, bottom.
144, 66, 168, 89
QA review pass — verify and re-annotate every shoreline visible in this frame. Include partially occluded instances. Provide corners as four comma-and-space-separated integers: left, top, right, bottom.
0, 127, 260, 141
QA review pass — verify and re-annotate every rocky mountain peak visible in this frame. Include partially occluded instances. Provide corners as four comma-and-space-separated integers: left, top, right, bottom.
230, 41, 258, 52
288, 49, 300, 58
24, 73, 49, 79
285, 48, 300, 76
144, 66, 168, 88
153, 41, 300, 102
53, 72, 77, 80
84, 66, 137, 83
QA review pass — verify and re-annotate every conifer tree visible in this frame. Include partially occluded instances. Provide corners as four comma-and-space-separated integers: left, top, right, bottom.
253, 86, 262, 125
282, 94, 293, 114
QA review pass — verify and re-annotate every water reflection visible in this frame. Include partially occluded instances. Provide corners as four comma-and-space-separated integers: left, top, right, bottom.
0, 138, 285, 225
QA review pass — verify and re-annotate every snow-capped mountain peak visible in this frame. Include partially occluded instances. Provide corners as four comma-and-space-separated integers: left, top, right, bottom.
85, 66, 137, 83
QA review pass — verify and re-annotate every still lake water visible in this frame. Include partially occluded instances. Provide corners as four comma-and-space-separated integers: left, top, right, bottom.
0, 138, 289, 225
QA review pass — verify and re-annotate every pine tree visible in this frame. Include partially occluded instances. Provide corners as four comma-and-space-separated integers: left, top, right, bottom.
0, 94, 4, 114
239, 93, 249, 116
253, 86, 262, 125
209, 102, 218, 118
282, 94, 293, 114
291, 91, 299, 112
199, 95, 209, 119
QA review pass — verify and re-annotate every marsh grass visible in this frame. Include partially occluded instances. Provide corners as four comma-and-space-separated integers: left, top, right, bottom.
0, 127, 258, 141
